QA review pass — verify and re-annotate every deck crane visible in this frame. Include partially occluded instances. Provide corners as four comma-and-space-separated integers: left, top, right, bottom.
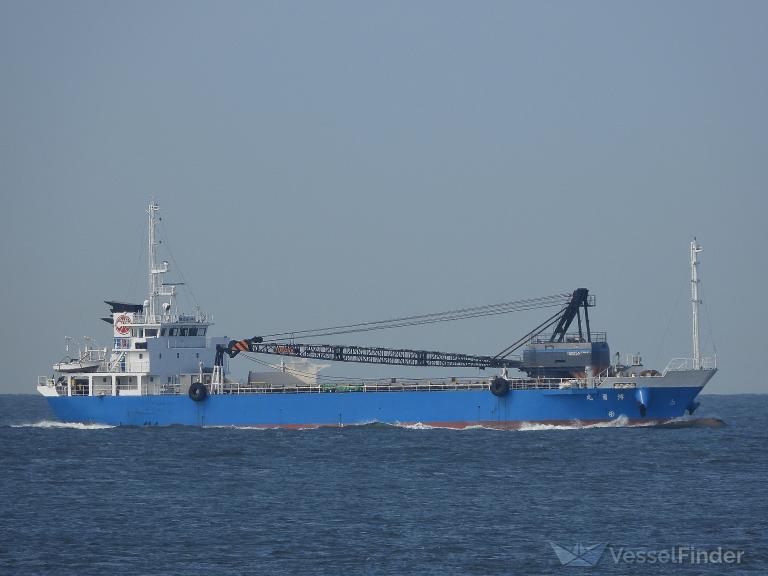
221, 340, 521, 370
212, 289, 608, 381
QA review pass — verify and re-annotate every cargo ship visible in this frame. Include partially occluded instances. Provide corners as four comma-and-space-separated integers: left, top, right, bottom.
37, 203, 717, 427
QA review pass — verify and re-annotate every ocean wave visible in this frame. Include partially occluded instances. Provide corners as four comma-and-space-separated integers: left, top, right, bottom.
392, 422, 490, 431
517, 415, 638, 431
11, 417, 721, 431
209, 417, 726, 432
517, 416, 726, 431
387, 416, 726, 432
386, 417, 645, 431
9, 420, 115, 430
395, 422, 437, 430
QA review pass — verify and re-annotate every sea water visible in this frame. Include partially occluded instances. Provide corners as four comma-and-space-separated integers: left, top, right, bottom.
1, 394, 766, 575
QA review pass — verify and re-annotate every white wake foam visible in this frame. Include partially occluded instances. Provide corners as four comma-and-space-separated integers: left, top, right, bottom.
141, 416, 720, 432
518, 415, 629, 431
396, 422, 435, 430
10, 420, 115, 430
214, 419, 655, 432
394, 422, 492, 431
394, 415, 668, 432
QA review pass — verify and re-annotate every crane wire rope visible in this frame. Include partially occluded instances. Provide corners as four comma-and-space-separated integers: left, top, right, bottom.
259, 293, 572, 342
159, 217, 201, 313
493, 308, 567, 359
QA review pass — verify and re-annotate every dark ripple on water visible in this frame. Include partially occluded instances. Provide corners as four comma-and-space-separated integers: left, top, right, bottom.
0, 394, 766, 575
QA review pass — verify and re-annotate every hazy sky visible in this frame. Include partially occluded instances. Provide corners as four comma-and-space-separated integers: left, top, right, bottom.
1, 1, 765, 394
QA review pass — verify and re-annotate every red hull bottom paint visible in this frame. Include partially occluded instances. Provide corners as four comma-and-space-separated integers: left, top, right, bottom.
205, 418, 725, 430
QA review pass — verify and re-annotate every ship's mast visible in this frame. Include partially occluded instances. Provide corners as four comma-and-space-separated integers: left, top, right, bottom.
147, 201, 170, 323
148, 202, 158, 322
690, 238, 703, 369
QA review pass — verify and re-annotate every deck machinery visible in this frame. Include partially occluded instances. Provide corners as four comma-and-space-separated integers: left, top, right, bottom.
216, 288, 611, 379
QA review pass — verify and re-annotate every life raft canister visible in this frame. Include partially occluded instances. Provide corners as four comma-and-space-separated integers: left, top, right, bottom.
188, 382, 208, 402
490, 376, 510, 397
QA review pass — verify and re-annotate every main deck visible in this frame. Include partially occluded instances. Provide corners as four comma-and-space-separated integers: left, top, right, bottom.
38, 356, 717, 400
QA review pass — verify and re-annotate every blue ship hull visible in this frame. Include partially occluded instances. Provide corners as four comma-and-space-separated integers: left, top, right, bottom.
45, 386, 703, 427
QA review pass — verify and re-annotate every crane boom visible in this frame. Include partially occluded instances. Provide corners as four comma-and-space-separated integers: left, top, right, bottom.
213, 289, 595, 375
215, 338, 519, 370
248, 342, 521, 369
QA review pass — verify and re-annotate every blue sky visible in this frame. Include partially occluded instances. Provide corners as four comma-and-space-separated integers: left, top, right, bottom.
0, 1, 766, 393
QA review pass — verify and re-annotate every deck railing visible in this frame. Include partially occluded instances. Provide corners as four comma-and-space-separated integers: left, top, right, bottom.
123, 312, 211, 325
222, 377, 585, 395
529, 331, 607, 344
662, 357, 717, 375
38, 375, 593, 397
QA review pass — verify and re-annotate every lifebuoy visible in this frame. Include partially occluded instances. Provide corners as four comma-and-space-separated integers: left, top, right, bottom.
188, 382, 208, 402
490, 376, 510, 397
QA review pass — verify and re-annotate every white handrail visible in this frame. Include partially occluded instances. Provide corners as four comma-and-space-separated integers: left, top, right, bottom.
663, 356, 717, 375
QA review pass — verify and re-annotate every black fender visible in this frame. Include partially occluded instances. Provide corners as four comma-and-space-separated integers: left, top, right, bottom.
490, 376, 510, 397
188, 382, 208, 402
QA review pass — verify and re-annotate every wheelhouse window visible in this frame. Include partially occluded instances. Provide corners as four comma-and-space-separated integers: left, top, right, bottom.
169, 328, 178, 336
145, 328, 158, 337
188, 327, 198, 336
180, 327, 188, 336
160, 328, 166, 336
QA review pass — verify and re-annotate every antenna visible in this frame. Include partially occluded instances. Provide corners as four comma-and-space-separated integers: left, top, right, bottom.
690, 238, 703, 369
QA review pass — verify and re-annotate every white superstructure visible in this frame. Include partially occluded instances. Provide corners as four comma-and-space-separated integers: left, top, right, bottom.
38, 202, 227, 398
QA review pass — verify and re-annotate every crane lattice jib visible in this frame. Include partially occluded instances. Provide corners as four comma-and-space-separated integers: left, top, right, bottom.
247, 342, 521, 369
214, 290, 592, 370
